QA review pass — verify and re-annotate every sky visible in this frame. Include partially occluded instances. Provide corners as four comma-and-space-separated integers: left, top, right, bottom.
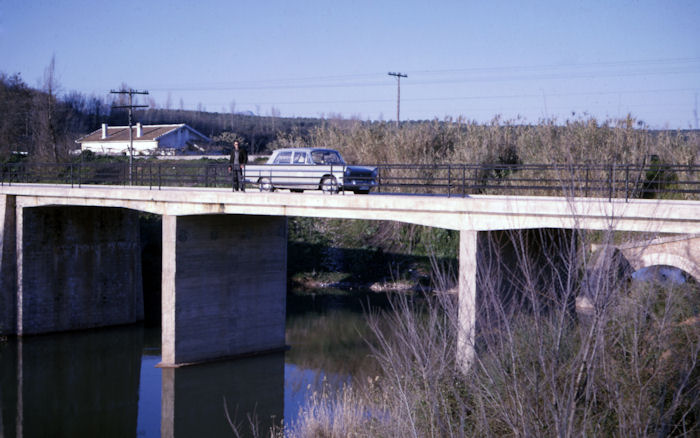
1, 0, 699, 128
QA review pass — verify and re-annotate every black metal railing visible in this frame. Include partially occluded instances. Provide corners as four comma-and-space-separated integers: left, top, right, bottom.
373, 162, 700, 201
1, 161, 698, 201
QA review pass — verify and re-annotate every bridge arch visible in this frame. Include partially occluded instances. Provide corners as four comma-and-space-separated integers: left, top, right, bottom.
634, 252, 699, 282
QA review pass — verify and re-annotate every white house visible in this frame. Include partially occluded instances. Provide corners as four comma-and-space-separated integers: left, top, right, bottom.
76, 123, 211, 155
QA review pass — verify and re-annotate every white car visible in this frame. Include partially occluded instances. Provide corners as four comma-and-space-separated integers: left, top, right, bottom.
245, 148, 377, 194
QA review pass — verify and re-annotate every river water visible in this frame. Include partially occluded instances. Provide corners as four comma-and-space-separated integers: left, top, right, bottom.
0, 290, 390, 437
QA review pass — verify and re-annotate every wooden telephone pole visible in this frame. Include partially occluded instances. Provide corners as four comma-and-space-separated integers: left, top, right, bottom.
388, 72, 407, 127
111, 88, 149, 184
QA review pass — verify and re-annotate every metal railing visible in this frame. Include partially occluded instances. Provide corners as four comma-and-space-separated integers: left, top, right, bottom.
1, 161, 698, 201
373, 163, 700, 201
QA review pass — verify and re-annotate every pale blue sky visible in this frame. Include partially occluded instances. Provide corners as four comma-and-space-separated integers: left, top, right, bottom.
1, 0, 699, 128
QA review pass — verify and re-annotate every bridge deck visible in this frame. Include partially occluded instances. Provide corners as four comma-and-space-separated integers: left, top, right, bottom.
1, 183, 699, 234
3, 183, 699, 367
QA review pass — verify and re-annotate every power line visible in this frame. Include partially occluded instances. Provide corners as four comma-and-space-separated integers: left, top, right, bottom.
142, 66, 697, 93
145, 57, 700, 92
199, 87, 698, 108
129, 56, 698, 125
410, 57, 700, 75
111, 88, 149, 184
388, 72, 407, 127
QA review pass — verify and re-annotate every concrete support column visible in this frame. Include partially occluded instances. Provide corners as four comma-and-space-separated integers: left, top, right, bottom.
0, 195, 17, 334
457, 229, 477, 370
16, 206, 143, 335
457, 228, 576, 370
160, 214, 287, 367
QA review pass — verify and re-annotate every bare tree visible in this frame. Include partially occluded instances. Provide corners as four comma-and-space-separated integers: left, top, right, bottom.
285, 224, 699, 437
0, 72, 33, 160
31, 56, 61, 161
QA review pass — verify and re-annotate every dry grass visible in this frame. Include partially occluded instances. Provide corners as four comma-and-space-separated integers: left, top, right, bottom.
253, 116, 700, 436
276, 228, 700, 437
271, 115, 699, 168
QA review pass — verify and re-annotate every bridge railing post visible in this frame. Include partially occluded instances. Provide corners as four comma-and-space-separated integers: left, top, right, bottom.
448, 164, 452, 198
608, 163, 614, 201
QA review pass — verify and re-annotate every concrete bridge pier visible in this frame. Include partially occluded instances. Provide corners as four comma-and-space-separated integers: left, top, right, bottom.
458, 230, 478, 369
458, 228, 576, 370
159, 214, 287, 367
8, 205, 144, 335
0, 194, 17, 334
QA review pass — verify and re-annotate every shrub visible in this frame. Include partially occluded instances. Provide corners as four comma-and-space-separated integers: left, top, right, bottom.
280, 227, 700, 437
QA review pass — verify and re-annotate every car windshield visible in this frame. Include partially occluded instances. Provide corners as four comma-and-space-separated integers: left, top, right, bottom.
310, 150, 345, 165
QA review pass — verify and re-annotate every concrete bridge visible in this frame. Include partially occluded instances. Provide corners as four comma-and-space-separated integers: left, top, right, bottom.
615, 234, 700, 281
1, 184, 699, 368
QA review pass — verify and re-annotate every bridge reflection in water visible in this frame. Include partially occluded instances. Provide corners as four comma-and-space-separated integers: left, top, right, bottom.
0, 326, 142, 437
161, 352, 284, 437
0, 325, 284, 438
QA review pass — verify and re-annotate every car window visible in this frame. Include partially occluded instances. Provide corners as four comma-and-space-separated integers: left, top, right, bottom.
293, 151, 308, 164
311, 150, 344, 165
273, 151, 292, 164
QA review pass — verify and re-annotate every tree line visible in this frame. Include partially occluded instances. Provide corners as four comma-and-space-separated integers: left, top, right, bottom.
0, 66, 329, 162
2, 62, 698, 166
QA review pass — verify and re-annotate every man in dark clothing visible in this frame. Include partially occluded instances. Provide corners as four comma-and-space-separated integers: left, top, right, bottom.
228, 140, 248, 191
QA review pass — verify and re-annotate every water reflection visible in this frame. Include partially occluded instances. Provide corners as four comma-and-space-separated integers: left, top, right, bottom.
161, 353, 284, 437
0, 289, 389, 437
282, 290, 392, 427
0, 326, 143, 438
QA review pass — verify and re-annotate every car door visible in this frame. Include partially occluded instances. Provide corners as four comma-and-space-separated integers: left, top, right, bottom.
291, 151, 312, 188
270, 150, 294, 187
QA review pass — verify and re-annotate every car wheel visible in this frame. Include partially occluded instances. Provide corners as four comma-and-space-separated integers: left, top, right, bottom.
259, 178, 274, 192
320, 176, 338, 194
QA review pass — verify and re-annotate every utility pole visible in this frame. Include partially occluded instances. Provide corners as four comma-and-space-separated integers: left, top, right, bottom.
111, 88, 149, 184
388, 72, 407, 127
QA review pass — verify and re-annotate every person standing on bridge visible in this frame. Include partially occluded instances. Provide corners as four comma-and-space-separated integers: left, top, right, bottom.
228, 140, 248, 191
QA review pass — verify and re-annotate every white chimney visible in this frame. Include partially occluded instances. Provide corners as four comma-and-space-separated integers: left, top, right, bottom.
136, 122, 143, 138
101, 123, 108, 139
